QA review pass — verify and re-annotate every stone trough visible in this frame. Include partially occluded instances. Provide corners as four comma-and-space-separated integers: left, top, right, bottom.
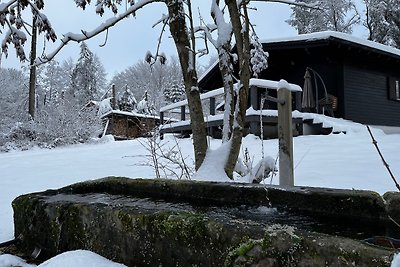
11, 177, 400, 266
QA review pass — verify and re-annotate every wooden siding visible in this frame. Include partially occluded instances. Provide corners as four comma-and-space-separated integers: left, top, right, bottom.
343, 66, 400, 126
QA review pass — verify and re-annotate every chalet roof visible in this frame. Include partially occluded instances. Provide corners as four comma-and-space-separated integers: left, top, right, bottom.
261, 31, 400, 59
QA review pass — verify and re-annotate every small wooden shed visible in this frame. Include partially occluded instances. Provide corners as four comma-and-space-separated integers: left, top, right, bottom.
101, 110, 161, 140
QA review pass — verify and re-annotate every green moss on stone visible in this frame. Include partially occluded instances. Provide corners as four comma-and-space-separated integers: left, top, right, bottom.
156, 212, 207, 242
117, 211, 134, 232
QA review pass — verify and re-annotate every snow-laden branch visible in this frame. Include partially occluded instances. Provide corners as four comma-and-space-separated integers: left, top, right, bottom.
251, 0, 320, 9
0, 1, 17, 13
35, 0, 159, 65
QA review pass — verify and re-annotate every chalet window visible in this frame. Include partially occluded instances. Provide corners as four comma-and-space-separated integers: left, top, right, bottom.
388, 77, 400, 101
397, 80, 400, 100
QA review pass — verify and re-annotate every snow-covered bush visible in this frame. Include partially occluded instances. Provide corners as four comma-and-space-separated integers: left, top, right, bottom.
0, 102, 102, 152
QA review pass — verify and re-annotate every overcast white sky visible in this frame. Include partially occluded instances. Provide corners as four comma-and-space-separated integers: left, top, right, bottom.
1, 1, 367, 79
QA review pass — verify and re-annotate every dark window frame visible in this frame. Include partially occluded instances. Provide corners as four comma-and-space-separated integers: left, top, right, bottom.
388, 77, 400, 101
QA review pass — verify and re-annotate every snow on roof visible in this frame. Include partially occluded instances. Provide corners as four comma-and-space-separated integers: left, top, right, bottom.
100, 110, 161, 120
261, 31, 400, 58
198, 60, 219, 82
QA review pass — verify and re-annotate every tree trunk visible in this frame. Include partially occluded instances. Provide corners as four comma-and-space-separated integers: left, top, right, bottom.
29, 16, 37, 120
166, 0, 207, 170
218, 45, 235, 143
224, 0, 252, 179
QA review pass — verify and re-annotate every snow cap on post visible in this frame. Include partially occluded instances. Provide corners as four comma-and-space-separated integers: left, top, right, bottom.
278, 79, 302, 92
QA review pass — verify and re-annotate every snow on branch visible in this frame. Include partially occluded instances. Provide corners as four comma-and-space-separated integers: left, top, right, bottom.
250, 0, 320, 9
0, 1, 17, 13
35, 0, 159, 65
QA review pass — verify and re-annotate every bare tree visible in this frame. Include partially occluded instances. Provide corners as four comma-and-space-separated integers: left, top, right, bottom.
28, 15, 37, 119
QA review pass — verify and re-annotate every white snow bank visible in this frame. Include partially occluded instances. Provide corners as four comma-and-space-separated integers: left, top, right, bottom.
0, 254, 35, 267
392, 253, 400, 267
38, 250, 126, 267
294, 111, 365, 133
0, 250, 126, 267
193, 141, 232, 182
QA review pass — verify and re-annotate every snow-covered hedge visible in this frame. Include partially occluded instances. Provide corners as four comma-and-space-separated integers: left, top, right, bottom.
0, 105, 102, 152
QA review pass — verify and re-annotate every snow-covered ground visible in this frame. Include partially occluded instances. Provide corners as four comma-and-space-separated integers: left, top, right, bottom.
0, 121, 399, 265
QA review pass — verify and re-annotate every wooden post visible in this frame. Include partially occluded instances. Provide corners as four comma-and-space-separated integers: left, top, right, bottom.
160, 111, 164, 125
250, 86, 258, 110
181, 105, 186, 121
277, 87, 294, 187
159, 111, 164, 140
209, 97, 216, 116
209, 97, 216, 137
112, 84, 116, 110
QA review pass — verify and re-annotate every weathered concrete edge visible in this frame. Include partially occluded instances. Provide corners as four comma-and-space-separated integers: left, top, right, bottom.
53, 176, 391, 224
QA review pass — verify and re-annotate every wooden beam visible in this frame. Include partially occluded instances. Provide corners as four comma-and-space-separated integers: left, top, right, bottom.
181, 106, 186, 121
209, 97, 216, 116
278, 88, 294, 187
250, 86, 259, 110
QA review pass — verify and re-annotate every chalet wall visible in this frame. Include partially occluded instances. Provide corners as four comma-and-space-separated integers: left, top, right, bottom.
343, 65, 400, 126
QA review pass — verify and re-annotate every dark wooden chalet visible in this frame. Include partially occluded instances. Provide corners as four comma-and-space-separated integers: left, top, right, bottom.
199, 31, 400, 127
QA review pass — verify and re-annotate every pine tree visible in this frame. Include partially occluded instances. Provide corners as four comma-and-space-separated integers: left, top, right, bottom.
287, 0, 360, 34
164, 79, 185, 103
118, 85, 136, 111
385, 0, 400, 48
363, 0, 400, 48
71, 42, 98, 105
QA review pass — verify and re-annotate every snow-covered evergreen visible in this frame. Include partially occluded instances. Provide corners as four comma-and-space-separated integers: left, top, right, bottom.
363, 0, 400, 48
287, 0, 360, 34
118, 85, 137, 111
136, 91, 152, 114
71, 42, 107, 105
163, 80, 185, 103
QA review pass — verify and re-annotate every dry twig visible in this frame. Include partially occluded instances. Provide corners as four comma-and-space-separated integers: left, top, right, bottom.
366, 125, 400, 191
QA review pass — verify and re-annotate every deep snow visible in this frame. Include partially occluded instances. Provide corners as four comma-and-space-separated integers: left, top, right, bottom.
0, 123, 399, 265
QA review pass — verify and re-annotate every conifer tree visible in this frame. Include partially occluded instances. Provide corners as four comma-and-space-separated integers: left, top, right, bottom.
118, 85, 136, 111
71, 42, 98, 105
287, 0, 360, 34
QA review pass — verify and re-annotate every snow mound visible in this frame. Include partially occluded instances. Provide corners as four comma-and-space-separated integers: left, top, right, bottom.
0, 250, 127, 267
392, 253, 400, 267
294, 111, 365, 133
193, 141, 232, 182
0, 254, 35, 267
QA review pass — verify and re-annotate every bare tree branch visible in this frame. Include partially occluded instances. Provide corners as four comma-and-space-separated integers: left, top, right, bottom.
366, 125, 400, 192
35, 0, 159, 65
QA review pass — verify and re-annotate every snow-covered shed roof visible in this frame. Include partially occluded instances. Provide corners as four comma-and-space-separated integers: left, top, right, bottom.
100, 110, 161, 120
